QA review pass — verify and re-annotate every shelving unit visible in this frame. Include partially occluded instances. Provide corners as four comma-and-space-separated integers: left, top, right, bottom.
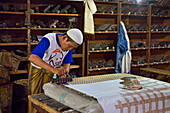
28, 0, 85, 77
0, 0, 85, 80
0, 0, 169, 78
149, 4, 170, 75
121, 2, 149, 75
120, 2, 169, 76
86, 1, 169, 76
86, 1, 119, 76
0, 1, 28, 78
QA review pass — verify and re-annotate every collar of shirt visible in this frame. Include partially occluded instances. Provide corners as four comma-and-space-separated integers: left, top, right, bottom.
56, 33, 64, 47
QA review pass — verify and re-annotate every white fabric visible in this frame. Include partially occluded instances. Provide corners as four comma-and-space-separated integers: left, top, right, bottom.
67, 28, 83, 45
84, 0, 97, 34
120, 21, 132, 73
64, 78, 170, 113
31, 33, 69, 68
66, 79, 121, 98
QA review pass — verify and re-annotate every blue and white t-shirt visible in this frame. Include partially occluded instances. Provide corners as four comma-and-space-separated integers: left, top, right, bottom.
31, 33, 73, 68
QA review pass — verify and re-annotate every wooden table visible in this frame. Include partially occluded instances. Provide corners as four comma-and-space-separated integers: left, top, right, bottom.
43, 74, 170, 113
28, 94, 79, 113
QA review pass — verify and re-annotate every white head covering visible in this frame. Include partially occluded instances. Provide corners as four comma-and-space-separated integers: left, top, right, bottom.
67, 28, 83, 45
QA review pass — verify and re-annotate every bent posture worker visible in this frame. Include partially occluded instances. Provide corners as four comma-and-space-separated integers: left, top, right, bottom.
28, 28, 83, 95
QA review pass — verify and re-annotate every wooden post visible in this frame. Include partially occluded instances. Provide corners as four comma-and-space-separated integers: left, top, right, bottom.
146, 5, 152, 77
28, 96, 34, 113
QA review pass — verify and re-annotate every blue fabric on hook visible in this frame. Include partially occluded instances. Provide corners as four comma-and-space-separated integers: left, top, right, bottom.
115, 22, 128, 73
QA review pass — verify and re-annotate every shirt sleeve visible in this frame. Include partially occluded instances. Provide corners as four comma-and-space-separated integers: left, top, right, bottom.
63, 50, 73, 64
31, 37, 50, 59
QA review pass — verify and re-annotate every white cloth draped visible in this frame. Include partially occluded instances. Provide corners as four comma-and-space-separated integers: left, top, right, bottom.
84, 0, 97, 35
120, 21, 132, 73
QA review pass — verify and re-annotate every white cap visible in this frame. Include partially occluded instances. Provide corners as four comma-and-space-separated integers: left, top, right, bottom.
67, 28, 83, 45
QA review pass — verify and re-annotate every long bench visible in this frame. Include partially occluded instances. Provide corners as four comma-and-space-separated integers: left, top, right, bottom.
140, 67, 170, 76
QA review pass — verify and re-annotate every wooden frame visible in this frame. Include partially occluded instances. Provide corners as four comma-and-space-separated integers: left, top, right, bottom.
28, 94, 78, 113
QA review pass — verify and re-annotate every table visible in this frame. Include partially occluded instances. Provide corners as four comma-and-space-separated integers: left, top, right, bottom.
43, 73, 170, 113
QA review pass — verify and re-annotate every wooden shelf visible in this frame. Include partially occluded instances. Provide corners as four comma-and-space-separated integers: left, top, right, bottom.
130, 48, 148, 50
151, 15, 170, 18
89, 49, 115, 53
121, 14, 149, 17
30, 13, 81, 17
150, 47, 169, 50
151, 4, 170, 7
70, 65, 80, 69
89, 67, 115, 72
94, 1, 118, 4
0, 11, 25, 15
31, 43, 39, 45
95, 31, 117, 34
30, 28, 70, 31
132, 63, 148, 67
151, 31, 170, 33
121, 2, 148, 6
132, 61, 170, 67
150, 61, 170, 65
9, 70, 28, 75
94, 13, 118, 16
127, 31, 148, 33
0, 28, 27, 30
72, 54, 83, 58
0, 43, 27, 46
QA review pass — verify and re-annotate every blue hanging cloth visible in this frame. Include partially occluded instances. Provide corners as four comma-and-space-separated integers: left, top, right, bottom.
115, 21, 129, 73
